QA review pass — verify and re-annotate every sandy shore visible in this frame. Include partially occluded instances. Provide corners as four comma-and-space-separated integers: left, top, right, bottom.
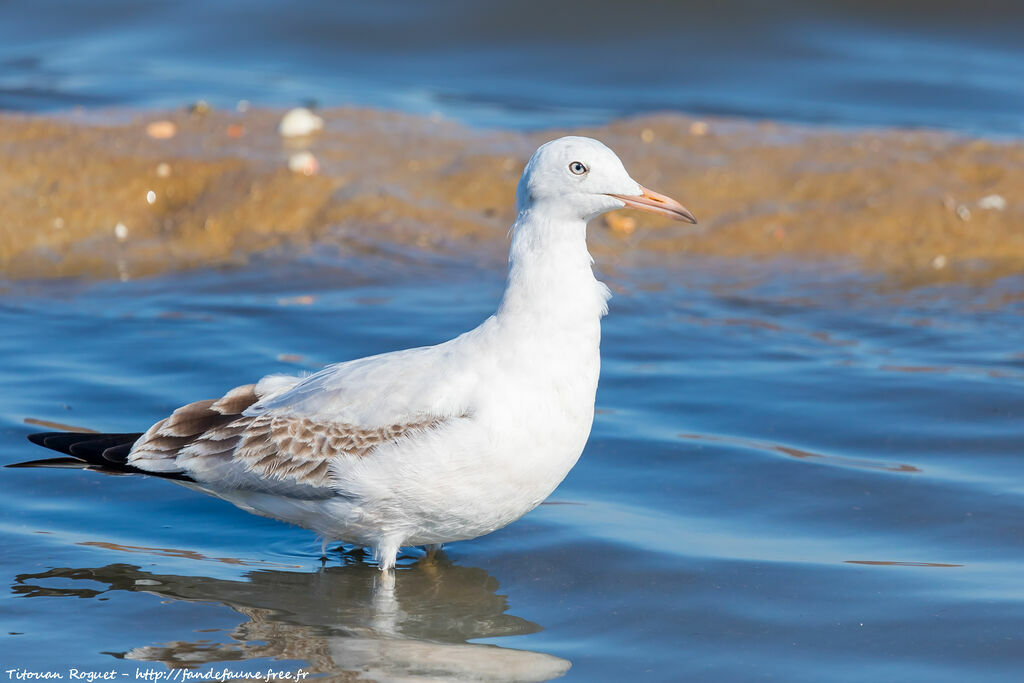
1, 107, 1020, 283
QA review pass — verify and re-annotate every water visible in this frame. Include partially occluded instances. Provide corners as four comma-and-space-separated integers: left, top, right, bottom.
3, 251, 1023, 681
1, 0, 1022, 136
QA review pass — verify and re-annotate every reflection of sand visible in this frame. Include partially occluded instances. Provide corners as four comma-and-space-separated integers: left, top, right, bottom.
678, 432, 921, 474
1, 108, 1020, 283
12, 556, 571, 681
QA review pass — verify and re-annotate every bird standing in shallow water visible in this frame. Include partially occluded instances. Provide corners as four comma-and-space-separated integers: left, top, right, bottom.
16, 136, 696, 571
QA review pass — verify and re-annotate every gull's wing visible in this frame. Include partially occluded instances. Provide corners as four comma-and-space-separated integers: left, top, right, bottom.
244, 336, 482, 426
126, 334, 484, 494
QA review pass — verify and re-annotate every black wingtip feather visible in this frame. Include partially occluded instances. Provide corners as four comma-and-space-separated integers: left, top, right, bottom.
20, 431, 194, 482
26, 432, 55, 447
67, 435, 139, 463
101, 442, 134, 463
27, 432, 139, 460
5, 457, 88, 469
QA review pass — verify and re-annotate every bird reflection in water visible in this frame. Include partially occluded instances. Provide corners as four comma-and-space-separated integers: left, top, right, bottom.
12, 550, 570, 681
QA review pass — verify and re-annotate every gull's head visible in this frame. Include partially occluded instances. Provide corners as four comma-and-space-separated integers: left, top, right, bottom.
516, 136, 696, 224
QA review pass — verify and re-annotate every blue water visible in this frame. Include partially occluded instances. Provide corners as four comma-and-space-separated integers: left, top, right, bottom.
3, 252, 1024, 680
0, 0, 1022, 135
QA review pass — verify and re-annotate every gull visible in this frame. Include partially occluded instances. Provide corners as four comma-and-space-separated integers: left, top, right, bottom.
15, 136, 696, 571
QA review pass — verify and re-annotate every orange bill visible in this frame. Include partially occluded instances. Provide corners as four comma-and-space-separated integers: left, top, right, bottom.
607, 185, 697, 223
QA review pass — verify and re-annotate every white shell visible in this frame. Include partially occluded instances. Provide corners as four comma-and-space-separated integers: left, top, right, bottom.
278, 107, 324, 137
287, 151, 319, 176
977, 194, 1007, 211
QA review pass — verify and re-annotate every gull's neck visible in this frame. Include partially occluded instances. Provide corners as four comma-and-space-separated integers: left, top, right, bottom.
495, 206, 610, 336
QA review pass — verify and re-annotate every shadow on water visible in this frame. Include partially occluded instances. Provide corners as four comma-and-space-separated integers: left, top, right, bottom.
11, 554, 571, 681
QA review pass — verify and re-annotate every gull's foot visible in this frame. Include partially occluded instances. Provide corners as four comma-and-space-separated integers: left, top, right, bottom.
374, 536, 402, 573
375, 568, 396, 592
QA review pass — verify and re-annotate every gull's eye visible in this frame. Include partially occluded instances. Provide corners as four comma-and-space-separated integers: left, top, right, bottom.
569, 161, 588, 176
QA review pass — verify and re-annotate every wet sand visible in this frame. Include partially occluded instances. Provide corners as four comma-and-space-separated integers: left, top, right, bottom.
1, 107, 1020, 283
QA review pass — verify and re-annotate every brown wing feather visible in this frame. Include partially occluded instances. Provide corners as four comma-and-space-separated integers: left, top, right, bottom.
129, 383, 449, 488
131, 385, 258, 451
196, 414, 447, 487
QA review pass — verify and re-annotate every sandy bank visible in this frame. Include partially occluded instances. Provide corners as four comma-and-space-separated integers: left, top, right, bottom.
1, 107, 1021, 283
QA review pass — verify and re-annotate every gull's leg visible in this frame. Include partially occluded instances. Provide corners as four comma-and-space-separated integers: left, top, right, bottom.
374, 536, 403, 572
425, 543, 443, 560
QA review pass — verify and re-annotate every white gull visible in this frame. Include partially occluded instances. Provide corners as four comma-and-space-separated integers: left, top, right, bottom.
19, 136, 696, 571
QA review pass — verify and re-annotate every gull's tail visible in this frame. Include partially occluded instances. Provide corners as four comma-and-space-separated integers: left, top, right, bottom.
10, 432, 193, 481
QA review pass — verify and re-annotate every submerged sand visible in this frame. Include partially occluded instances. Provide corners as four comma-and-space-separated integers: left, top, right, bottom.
0, 107, 1021, 283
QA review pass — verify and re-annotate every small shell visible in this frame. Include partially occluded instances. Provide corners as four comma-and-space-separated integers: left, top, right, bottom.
977, 194, 1007, 211
288, 151, 319, 176
278, 107, 324, 137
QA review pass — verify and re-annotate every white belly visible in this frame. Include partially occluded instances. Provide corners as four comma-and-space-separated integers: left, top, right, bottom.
209, 365, 597, 549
